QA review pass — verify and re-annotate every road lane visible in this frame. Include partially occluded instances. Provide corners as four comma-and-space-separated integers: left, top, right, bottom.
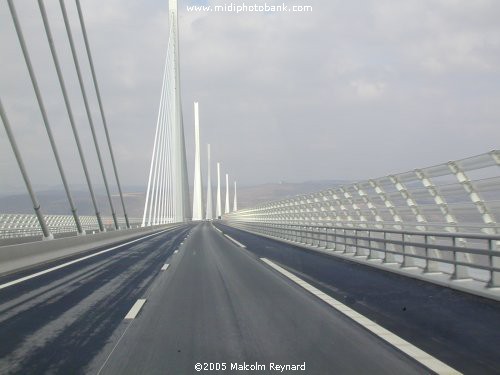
98, 222, 427, 374
216, 222, 500, 374
0, 224, 192, 374
0, 227, 185, 290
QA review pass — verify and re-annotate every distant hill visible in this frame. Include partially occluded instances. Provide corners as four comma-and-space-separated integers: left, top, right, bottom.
0, 180, 349, 216
237, 180, 348, 208
0, 189, 146, 218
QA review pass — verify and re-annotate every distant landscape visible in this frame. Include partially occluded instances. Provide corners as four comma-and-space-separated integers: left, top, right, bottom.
0, 180, 348, 218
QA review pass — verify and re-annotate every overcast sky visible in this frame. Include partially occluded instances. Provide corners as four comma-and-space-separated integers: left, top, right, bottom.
1, 0, 499, 195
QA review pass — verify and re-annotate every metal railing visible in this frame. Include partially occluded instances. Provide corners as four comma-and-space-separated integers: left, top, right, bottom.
0, 214, 143, 240
226, 221, 500, 287
224, 150, 500, 288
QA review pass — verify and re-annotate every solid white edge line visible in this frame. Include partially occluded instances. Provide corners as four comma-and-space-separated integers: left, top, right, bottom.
161, 263, 169, 271
260, 258, 461, 375
124, 299, 146, 320
224, 234, 246, 248
0, 227, 177, 290
213, 225, 223, 234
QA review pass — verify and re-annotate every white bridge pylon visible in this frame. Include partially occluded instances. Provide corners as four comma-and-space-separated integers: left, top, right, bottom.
192, 102, 204, 220
142, 0, 191, 226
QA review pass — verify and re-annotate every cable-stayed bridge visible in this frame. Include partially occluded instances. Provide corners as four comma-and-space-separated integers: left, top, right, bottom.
0, 1, 499, 374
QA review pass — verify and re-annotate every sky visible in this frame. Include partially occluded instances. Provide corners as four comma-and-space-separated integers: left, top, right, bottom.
1, 0, 499, 195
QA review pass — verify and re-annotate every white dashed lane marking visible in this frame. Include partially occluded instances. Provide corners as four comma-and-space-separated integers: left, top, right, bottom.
124, 299, 146, 320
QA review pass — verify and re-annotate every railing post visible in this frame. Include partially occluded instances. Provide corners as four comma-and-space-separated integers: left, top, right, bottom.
353, 229, 359, 254
326, 227, 332, 250
423, 235, 440, 273
354, 229, 362, 256
423, 234, 438, 273
349, 229, 355, 254
367, 230, 373, 259
382, 231, 396, 263
487, 239, 499, 288
340, 228, 346, 253
451, 236, 470, 280
340, 228, 346, 252
401, 233, 408, 267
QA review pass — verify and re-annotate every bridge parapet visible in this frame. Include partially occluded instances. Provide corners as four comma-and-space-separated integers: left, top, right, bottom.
0, 214, 143, 244
224, 150, 500, 297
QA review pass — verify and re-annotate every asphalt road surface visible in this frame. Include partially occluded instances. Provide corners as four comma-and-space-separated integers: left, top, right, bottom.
0, 224, 192, 374
216, 222, 500, 375
0, 222, 434, 374
97, 222, 430, 375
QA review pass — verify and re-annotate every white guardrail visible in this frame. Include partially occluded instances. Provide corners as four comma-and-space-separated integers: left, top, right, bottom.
224, 150, 500, 289
0, 214, 143, 239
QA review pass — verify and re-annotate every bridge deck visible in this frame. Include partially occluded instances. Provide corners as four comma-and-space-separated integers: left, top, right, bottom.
218, 223, 500, 374
0, 223, 498, 373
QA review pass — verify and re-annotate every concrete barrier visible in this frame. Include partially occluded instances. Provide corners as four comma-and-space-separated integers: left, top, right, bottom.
0, 224, 186, 277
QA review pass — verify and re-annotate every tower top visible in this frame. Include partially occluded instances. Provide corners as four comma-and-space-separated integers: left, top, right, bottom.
169, 0, 178, 14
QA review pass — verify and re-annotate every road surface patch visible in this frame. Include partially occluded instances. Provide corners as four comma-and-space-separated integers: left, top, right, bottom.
260, 257, 461, 375
0, 229, 173, 291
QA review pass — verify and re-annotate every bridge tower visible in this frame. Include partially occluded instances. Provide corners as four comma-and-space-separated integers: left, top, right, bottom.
233, 181, 238, 211
216, 163, 222, 219
225, 173, 230, 214
192, 102, 204, 220
206, 144, 214, 220
142, 0, 191, 225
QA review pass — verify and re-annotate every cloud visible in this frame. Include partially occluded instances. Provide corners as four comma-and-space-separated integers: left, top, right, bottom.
350, 80, 386, 99
0, 0, 499, 198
